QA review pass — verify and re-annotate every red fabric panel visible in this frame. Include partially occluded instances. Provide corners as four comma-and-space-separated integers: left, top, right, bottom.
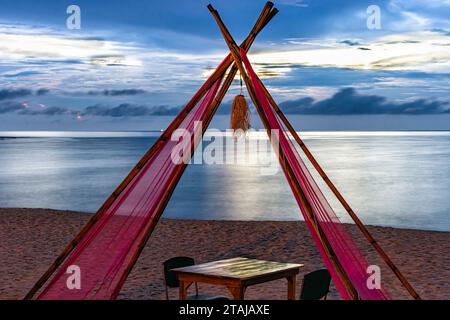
37, 78, 223, 300
241, 48, 389, 300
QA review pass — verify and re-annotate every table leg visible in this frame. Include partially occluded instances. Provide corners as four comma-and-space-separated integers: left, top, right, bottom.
287, 275, 296, 300
227, 286, 246, 300
179, 280, 190, 300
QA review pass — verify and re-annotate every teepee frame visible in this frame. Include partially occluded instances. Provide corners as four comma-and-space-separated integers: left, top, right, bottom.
25, 2, 420, 300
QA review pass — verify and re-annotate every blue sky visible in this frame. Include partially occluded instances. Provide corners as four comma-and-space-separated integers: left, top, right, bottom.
0, 0, 450, 130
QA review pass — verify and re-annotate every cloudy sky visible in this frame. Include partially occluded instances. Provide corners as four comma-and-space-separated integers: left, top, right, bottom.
0, 0, 450, 131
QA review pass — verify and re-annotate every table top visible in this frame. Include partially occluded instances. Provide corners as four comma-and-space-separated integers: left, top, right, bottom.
172, 257, 303, 281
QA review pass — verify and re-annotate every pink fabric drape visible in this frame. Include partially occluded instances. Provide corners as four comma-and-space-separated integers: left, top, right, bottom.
37, 75, 224, 300
241, 48, 389, 300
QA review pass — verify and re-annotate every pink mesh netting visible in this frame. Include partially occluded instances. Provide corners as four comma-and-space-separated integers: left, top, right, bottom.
241, 48, 389, 300
37, 73, 224, 300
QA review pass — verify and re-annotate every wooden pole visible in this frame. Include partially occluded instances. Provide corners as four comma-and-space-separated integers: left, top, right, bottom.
257, 79, 421, 300
24, 2, 276, 300
207, 5, 360, 300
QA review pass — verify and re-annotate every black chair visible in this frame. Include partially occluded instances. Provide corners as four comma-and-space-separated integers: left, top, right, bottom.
299, 269, 331, 300
163, 256, 229, 300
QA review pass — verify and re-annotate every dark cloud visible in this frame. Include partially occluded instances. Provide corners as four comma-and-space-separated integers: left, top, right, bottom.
338, 40, 360, 46
87, 89, 147, 96
2, 89, 448, 117
36, 88, 50, 96
0, 101, 25, 114
431, 28, 450, 36
0, 89, 32, 101
149, 105, 181, 116
19, 106, 69, 116
80, 103, 178, 117
0, 88, 50, 101
0, 102, 174, 117
3, 71, 43, 78
81, 104, 151, 117
278, 97, 314, 113
279, 88, 450, 115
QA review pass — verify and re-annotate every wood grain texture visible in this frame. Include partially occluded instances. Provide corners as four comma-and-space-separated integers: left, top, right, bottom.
174, 257, 302, 280
173, 257, 302, 300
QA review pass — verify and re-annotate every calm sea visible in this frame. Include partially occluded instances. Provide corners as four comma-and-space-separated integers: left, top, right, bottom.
0, 131, 449, 232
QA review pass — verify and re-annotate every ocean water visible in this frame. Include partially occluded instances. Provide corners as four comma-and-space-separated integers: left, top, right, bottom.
0, 131, 449, 232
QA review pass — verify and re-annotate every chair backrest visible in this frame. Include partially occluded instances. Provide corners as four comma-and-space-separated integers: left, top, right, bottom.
300, 269, 331, 300
163, 256, 195, 288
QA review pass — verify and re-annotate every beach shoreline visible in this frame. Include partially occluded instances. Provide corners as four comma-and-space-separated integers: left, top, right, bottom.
1, 208, 449, 300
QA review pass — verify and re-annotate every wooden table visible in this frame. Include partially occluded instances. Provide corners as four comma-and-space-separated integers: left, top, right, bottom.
172, 257, 303, 300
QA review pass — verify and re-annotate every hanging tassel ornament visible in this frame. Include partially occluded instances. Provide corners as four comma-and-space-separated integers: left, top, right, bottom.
230, 74, 250, 135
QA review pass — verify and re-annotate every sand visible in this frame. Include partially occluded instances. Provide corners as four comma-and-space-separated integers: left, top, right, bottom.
1, 208, 449, 300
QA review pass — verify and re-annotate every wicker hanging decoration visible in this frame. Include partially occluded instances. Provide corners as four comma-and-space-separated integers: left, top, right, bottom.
230, 74, 250, 134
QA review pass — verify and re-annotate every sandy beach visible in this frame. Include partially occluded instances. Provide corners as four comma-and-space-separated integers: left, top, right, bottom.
1, 208, 449, 300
